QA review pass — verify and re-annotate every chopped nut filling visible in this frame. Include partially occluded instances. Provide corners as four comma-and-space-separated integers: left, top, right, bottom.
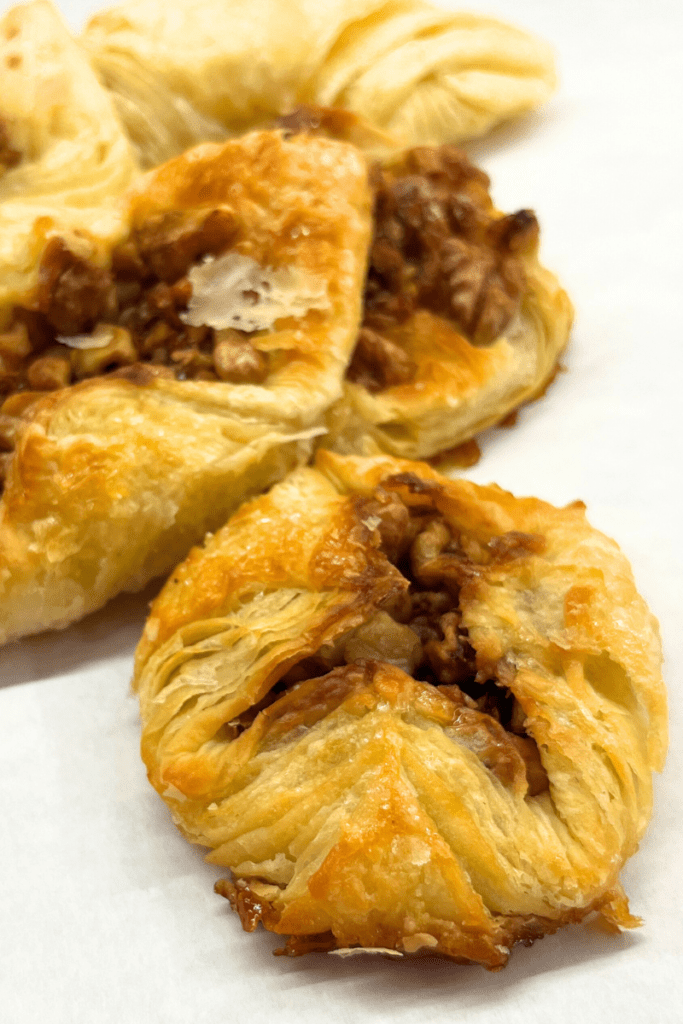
37, 238, 117, 335
268, 475, 549, 798
0, 208, 262, 487
0, 134, 539, 488
346, 326, 417, 393
347, 146, 539, 393
280, 109, 537, 394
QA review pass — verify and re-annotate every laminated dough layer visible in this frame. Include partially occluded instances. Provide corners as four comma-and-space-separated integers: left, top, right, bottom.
134, 451, 666, 966
82, 0, 557, 167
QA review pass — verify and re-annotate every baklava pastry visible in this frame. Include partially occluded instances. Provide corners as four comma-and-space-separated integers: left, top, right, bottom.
134, 451, 667, 967
0, 0, 137, 207
0, 131, 371, 644
82, 0, 556, 168
328, 144, 572, 459
0, 0, 138, 319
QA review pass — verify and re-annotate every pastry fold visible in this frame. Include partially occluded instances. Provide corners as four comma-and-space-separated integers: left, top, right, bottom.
0, 131, 372, 644
82, 0, 557, 167
134, 451, 667, 966
327, 145, 572, 459
0, 1, 139, 323
0, 0, 137, 208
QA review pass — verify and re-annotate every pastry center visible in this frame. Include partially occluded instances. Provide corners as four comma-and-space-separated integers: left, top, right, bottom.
0, 210, 269, 487
273, 474, 549, 797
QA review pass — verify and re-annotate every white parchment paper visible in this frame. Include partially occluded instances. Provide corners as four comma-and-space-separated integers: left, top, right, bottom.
1, 1, 682, 1021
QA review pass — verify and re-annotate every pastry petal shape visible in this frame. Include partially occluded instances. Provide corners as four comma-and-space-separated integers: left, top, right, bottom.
0, 131, 372, 644
82, 0, 556, 167
0, 0, 138, 324
134, 451, 667, 966
328, 144, 572, 459
0, 0, 138, 207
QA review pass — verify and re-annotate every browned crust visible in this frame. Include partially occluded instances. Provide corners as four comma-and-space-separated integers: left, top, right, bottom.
214, 876, 636, 969
134, 452, 665, 969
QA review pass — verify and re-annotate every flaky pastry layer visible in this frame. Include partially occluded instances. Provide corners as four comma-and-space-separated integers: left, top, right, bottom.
82, 0, 557, 167
0, 1, 139, 322
0, 131, 372, 644
324, 146, 572, 460
134, 452, 666, 967
0, 5, 570, 647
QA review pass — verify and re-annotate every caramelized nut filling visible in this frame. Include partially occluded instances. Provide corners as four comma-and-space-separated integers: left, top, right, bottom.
269, 476, 549, 797
0, 131, 538, 488
282, 108, 538, 394
1, 208, 253, 398
0, 209, 263, 487
348, 146, 539, 393
346, 326, 417, 393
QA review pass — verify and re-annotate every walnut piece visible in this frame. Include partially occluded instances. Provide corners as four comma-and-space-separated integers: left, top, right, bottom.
346, 327, 416, 393
355, 145, 540, 389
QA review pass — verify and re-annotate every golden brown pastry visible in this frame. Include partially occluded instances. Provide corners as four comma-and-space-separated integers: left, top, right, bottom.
0, 0, 137, 207
82, 0, 557, 168
327, 143, 572, 459
0, 0, 138, 322
134, 451, 667, 966
0, 130, 372, 644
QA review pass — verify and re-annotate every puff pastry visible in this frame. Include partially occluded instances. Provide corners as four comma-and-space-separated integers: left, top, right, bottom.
324, 142, 572, 459
82, 0, 557, 168
0, 1, 138, 321
0, 130, 371, 644
134, 451, 667, 966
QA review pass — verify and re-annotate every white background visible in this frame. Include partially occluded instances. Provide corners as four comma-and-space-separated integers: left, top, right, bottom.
1, 1, 682, 1021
